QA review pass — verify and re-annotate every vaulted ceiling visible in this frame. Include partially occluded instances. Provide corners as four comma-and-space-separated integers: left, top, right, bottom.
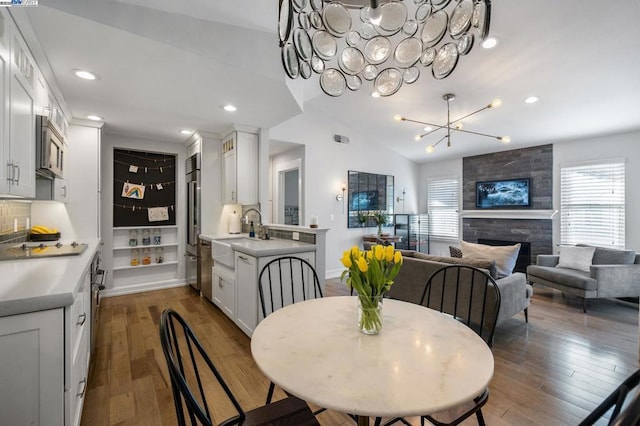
16, 0, 640, 163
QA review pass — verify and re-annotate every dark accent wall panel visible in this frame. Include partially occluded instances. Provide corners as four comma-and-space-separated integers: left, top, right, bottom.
462, 144, 553, 210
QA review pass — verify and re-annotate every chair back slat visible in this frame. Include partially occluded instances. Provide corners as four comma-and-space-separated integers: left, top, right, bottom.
258, 256, 323, 318
419, 265, 501, 347
159, 309, 245, 426
579, 369, 640, 426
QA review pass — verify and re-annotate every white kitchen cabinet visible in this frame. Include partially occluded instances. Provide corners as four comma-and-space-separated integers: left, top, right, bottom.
68, 124, 102, 238
0, 308, 64, 426
221, 130, 258, 205
65, 269, 92, 426
5, 32, 35, 197
212, 265, 235, 320
0, 267, 93, 426
234, 250, 316, 337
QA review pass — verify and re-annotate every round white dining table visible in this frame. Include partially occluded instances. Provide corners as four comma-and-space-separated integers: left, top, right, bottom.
251, 296, 494, 425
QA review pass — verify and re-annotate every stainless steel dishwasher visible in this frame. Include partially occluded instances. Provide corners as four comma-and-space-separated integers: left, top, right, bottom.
198, 238, 213, 300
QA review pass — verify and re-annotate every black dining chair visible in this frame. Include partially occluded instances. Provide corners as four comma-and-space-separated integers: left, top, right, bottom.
377, 265, 500, 426
258, 256, 323, 406
419, 264, 500, 426
578, 368, 640, 426
159, 308, 319, 426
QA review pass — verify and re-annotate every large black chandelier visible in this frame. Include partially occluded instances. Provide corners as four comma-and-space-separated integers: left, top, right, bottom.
278, 0, 492, 97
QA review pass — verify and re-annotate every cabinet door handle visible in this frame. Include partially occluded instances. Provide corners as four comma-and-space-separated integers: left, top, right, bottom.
14, 163, 20, 184
232, 190, 236, 201
238, 255, 248, 261
62, 185, 67, 197
77, 313, 87, 326
219, 277, 223, 287
77, 378, 87, 397
6, 162, 13, 183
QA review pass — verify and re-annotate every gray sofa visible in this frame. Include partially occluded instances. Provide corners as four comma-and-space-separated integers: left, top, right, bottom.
387, 251, 532, 327
526, 246, 640, 312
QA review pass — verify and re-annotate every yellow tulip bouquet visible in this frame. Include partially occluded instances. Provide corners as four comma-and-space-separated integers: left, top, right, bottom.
340, 245, 403, 334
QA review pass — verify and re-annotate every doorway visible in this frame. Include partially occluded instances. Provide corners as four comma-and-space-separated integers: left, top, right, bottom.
270, 141, 304, 226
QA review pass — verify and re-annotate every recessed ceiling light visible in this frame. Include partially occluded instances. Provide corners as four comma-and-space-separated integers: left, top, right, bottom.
180, 129, 193, 135
524, 96, 539, 104
371, 91, 381, 98
74, 70, 97, 80
86, 115, 103, 121
481, 37, 499, 49
423, 126, 433, 132
223, 105, 237, 112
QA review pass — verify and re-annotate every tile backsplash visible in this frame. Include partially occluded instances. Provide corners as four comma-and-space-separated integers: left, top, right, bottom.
0, 200, 31, 243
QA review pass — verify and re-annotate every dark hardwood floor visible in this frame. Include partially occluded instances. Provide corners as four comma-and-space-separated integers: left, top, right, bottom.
81, 280, 639, 425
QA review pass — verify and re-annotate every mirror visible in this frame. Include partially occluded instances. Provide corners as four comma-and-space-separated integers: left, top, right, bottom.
347, 170, 394, 229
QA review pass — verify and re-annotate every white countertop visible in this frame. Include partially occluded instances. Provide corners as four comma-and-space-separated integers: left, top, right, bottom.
200, 233, 316, 257
0, 238, 101, 317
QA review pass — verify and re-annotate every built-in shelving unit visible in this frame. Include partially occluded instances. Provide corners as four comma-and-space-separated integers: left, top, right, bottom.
111, 226, 179, 291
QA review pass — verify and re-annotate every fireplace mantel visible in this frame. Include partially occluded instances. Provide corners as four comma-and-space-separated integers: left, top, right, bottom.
461, 210, 558, 220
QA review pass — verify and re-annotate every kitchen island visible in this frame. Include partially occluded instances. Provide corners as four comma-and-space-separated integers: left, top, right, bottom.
200, 232, 319, 336
0, 238, 102, 426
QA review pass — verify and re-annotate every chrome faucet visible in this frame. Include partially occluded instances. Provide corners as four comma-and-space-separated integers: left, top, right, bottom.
243, 208, 262, 225
244, 208, 268, 239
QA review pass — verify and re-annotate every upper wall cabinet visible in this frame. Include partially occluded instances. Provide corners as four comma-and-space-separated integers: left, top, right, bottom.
221, 131, 258, 205
0, 11, 37, 198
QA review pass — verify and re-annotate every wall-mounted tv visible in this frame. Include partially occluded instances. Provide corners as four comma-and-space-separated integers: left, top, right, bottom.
476, 178, 531, 209
350, 190, 378, 211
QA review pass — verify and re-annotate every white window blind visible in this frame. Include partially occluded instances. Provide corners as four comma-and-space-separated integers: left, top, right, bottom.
427, 177, 459, 240
560, 160, 625, 248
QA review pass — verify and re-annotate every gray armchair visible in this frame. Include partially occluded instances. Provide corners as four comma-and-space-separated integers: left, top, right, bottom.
526, 246, 640, 312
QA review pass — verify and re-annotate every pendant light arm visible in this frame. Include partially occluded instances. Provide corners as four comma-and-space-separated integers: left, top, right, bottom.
450, 126, 504, 140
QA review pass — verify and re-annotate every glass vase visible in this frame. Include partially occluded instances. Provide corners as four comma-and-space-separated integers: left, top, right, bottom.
357, 295, 383, 335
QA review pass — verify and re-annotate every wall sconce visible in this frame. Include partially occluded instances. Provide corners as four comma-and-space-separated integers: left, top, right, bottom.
336, 184, 346, 213
336, 184, 346, 201
396, 188, 406, 213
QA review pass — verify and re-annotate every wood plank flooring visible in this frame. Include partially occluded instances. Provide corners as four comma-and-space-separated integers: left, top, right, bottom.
82, 281, 640, 425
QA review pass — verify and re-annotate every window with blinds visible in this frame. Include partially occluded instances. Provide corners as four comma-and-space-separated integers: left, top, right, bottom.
427, 177, 459, 240
560, 159, 625, 248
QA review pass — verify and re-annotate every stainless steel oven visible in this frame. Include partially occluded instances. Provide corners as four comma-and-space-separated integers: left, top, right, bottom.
186, 153, 200, 291
36, 115, 66, 179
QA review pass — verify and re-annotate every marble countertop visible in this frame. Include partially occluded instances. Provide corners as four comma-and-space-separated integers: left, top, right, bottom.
200, 233, 316, 257
0, 238, 101, 317
252, 296, 494, 418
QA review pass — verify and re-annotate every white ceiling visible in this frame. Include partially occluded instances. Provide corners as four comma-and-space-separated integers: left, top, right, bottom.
17, 0, 640, 163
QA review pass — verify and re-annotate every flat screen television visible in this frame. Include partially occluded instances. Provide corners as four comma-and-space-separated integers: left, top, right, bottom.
350, 190, 378, 211
476, 178, 531, 209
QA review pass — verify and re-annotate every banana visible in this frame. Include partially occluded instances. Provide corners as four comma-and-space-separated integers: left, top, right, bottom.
31, 225, 54, 234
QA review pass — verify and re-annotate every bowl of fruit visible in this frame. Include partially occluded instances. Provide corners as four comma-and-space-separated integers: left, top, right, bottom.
29, 225, 61, 241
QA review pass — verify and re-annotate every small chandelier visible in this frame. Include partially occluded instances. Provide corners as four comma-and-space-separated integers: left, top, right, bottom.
278, 0, 492, 97
395, 93, 510, 153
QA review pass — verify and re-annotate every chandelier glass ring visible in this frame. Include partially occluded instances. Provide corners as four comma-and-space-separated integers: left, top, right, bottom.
278, 0, 492, 97
395, 93, 510, 154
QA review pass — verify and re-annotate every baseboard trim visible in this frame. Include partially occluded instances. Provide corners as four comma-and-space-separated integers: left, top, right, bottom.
326, 269, 344, 279
102, 279, 188, 298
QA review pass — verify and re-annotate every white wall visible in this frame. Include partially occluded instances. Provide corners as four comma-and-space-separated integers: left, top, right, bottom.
417, 130, 640, 255
270, 105, 419, 278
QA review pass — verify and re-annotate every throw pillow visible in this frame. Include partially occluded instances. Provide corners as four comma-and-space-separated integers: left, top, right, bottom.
449, 246, 463, 258
460, 240, 521, 278
556, 246, 595, 272
414, 252, 498, 279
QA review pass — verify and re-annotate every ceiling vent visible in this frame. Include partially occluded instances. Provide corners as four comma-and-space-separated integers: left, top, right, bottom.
334, 134, 349, 144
